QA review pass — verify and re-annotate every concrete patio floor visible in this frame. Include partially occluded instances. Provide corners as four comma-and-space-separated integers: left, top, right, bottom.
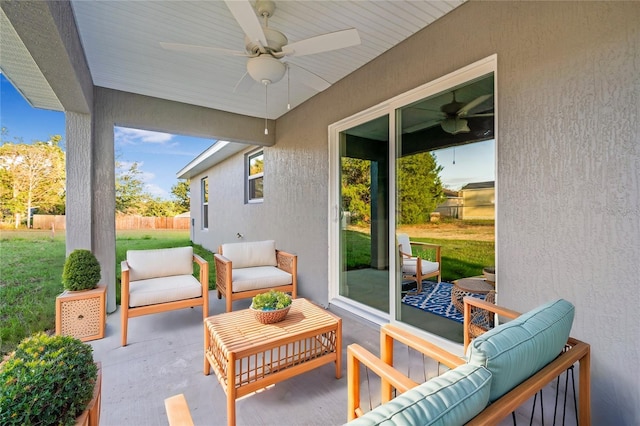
89, 292, 577, 425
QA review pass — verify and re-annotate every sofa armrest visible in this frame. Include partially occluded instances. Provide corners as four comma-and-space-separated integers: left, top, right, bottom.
347, 343, 420, 420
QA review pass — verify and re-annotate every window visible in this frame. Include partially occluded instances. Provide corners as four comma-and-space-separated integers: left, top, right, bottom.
201, 177, 209, 229
246, 150, 264, 203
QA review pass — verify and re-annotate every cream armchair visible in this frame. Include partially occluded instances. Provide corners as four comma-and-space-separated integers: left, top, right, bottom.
120, 246, 209, 346
214, 240, 297, 312
397, 233, 441, 294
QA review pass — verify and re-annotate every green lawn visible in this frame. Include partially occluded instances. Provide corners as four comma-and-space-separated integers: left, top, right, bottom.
343, 229, 494, 282
0, 229, 213, 355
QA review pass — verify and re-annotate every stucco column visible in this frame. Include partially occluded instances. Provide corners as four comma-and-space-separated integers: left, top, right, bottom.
65, 112, 93, 252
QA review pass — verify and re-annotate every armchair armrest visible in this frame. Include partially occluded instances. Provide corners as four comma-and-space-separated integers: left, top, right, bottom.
409, 241, 441, 262
463, 296, 521, 351
275, 250, 297, 274
121, 260, 130, 309
193, 253, 209, 290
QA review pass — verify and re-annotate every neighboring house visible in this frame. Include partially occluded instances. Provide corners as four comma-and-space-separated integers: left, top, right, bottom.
3, 2, 639, 424
434, 188, 463, 219
460, 181, 495, 220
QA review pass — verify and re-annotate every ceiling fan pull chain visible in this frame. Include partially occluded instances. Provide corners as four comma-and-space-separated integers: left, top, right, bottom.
287, 66, 291, 110
264, 82, 269, 135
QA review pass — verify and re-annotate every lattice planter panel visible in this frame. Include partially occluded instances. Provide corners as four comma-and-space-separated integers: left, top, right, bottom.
56, 285, 106, 342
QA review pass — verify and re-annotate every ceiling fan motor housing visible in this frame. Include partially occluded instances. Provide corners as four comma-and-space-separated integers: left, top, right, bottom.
245, 27, 288, 55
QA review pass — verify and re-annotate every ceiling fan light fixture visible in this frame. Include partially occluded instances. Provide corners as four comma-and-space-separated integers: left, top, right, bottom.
441, 117, 470, 135
247, 55, 286, 85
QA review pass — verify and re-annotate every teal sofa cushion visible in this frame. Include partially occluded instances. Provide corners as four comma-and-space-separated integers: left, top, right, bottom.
347, 363, 492, 426
466, 298, 574, 402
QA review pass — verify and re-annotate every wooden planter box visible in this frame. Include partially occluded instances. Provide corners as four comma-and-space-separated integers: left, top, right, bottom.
75, 362, 102, 426
56, 285, 106, 342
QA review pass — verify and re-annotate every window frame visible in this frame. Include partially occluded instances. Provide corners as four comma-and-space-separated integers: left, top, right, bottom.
201, 176, 209, 230
246, 149, 264, 204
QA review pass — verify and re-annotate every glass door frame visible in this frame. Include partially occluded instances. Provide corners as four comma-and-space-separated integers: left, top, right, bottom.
329, 55, 498, 341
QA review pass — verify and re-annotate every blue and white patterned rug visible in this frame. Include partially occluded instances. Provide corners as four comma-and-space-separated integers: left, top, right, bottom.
401, 281, 485, 324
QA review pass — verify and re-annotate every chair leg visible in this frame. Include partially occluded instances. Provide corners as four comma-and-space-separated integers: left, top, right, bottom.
121, 306, 128, 347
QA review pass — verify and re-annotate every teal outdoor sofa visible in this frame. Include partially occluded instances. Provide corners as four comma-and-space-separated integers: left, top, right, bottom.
346, 298, 591, 425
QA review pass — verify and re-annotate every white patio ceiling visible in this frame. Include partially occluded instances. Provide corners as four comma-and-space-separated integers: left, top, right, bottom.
66, 0, 464, 120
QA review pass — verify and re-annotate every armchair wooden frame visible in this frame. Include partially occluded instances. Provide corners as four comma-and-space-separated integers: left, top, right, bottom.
399, 239, 441, 294
120, 253, 209, 346
347, 297, 591, 425
214, 248, 297, 313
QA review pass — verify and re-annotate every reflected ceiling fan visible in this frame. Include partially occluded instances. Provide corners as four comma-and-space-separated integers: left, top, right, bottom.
438, 92, 494, 135
160, 0, 360, 105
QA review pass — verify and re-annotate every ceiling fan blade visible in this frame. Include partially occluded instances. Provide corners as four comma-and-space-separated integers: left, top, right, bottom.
160, 42, 247, 57
282, 28, 360, 57
224, 0, 267, 47
233, 71, 256, 93
457, 94, 493, 117
287, 63, 331, 92
466, 113, 495, 118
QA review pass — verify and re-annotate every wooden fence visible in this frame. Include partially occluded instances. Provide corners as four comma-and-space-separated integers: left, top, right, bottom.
32, 215, 190, 230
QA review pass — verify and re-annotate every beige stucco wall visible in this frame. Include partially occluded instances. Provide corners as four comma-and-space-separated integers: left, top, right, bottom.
203, 2, 639, 423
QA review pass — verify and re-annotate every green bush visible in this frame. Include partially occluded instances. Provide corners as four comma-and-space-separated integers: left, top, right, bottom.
0, 333, 98, 426
251, 290, 292, 310
61, 249, 101, 291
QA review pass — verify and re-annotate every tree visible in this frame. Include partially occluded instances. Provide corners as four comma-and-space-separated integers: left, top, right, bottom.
171, 180, 190, 213
0, 135, 65, 227
341, 158, 371, 225
397, 152, 445, 224
115, 161, 146, 214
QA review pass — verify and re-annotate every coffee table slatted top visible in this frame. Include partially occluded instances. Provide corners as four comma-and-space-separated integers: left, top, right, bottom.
205, 298, 340, 355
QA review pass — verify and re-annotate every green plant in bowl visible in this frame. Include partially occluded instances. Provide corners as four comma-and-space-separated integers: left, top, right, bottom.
0, 333, 98, 425
62, 249, 101, 291
251, 290, 292, 311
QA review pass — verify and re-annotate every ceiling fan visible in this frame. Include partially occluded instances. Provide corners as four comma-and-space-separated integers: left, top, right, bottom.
438, 92, 494, 135
160, 0, 361, 95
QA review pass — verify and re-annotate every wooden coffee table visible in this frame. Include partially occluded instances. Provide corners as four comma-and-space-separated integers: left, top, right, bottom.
451, 277, 495, 313
203, 298, 342, 426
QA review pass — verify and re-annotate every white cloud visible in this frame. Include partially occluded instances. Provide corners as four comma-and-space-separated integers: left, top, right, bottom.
115, 127, 175, 146
145, 183, 168, 199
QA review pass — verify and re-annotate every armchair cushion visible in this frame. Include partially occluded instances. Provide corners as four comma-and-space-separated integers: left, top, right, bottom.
466, 299, 574, 402
348, 364, 492, 426
221, 240, 277, 269
127, 246, 194, 281
401, 258, 439, 275
129, 275, 202, 308
231, 266, 293, 293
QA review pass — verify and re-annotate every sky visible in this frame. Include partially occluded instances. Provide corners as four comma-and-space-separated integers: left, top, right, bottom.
2, 72, 494, 197
1, 74, 214, 200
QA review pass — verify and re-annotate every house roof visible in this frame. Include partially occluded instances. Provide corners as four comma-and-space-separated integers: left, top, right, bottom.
460, 181, 494, 190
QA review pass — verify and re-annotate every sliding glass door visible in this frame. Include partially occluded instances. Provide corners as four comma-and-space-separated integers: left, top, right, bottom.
338, 115, 390, 314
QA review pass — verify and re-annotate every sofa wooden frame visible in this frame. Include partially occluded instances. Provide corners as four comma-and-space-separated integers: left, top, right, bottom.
214, 247, 297, 312
347, 296, 591, 425
120, 253, 209, 346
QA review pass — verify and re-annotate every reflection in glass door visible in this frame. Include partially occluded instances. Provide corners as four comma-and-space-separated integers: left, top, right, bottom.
395, 73, 495, 342
339, 115, 390, 313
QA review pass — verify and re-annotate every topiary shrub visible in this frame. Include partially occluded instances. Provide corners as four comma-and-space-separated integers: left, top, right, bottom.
0, 333, 98, 426
62, 249, 101, 291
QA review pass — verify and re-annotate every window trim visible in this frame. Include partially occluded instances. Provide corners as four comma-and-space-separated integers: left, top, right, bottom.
201, 176, 209, 230
246, 149, 264, 204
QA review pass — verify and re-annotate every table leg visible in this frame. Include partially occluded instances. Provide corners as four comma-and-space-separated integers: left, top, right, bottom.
203, 322, 210, 375
227, 353, 236, 426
